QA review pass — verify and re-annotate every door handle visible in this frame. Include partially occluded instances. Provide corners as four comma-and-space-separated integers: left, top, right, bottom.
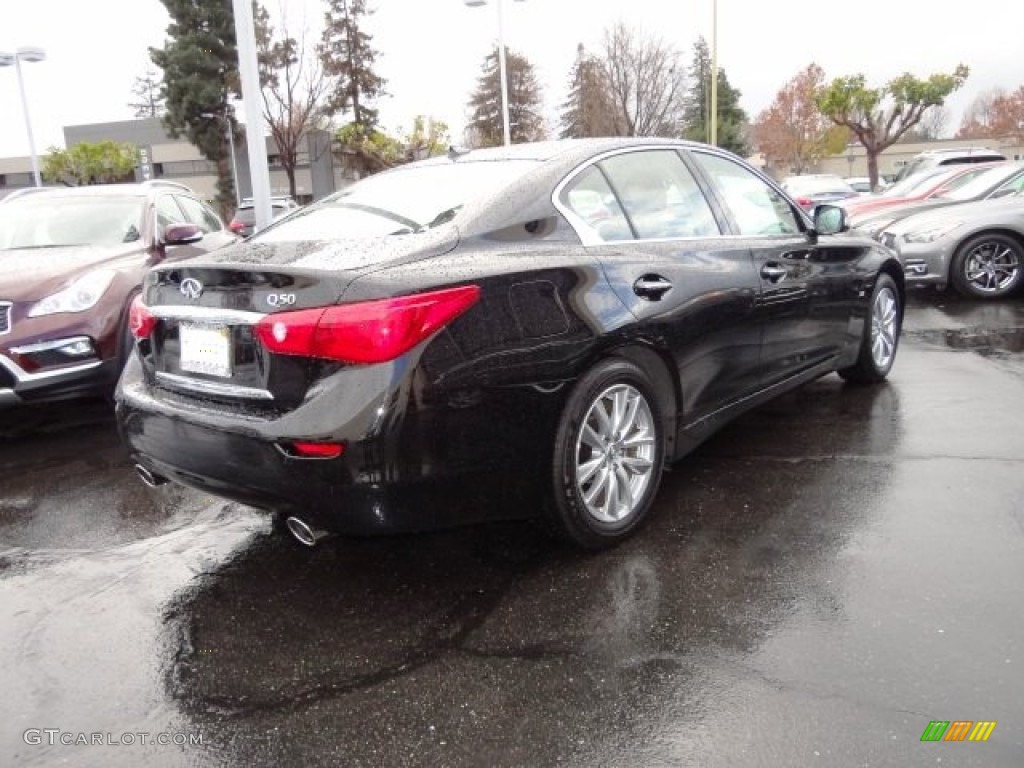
761, 263, 787, 283
633, 274, 673, 301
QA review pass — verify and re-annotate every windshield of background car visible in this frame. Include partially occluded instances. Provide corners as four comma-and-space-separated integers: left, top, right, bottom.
0, 196, 144, 251
784, 176, 854, 196
935, 165, 1022, 201
255, 160, 543, 242
882, 167, 954, 197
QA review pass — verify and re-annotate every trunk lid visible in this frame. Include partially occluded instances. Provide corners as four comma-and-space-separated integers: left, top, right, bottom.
138, 229, 458, 408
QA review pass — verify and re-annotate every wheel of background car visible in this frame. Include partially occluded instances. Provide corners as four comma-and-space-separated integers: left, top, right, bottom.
550, 358, 665, 549
949, 232, 1024, 300
838, 273, 901, 384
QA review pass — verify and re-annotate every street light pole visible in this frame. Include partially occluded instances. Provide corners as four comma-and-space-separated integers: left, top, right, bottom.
709, 0, 718, 147
496, 0, 511, 147
0, 47, 47, 187
465, 0, 525, 147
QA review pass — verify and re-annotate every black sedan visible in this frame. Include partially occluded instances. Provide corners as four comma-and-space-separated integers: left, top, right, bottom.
117, 139, 904, 549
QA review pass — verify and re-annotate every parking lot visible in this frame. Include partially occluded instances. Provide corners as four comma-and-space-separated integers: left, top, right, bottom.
2, 289, 1023, 767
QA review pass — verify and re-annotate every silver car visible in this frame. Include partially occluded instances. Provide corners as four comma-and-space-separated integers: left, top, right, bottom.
881, 195, 1024, 299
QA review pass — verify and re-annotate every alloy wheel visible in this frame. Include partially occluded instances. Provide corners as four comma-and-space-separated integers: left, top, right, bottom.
574, 383, 656, 524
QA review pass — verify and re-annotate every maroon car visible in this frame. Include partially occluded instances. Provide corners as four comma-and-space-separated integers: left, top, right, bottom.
0, 182, 237, 406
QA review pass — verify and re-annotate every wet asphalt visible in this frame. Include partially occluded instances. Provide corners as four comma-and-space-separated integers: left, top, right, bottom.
2, 289, 1023, 768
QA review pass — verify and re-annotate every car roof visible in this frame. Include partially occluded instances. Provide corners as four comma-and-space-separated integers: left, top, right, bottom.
2, 182, 198, 200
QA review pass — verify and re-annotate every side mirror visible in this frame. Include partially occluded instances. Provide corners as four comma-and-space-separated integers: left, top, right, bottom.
813, 204, 847, 236
163, 223, 203, 245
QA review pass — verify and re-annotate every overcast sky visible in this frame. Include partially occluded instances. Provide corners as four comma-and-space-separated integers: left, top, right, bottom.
1, 0, 1022, 158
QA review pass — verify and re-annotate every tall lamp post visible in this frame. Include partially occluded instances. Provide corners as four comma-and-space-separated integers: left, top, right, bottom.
465, 0, 525, 147
201, 110, 241, 208
709, 0, 718, 147
0, 46, 47, 187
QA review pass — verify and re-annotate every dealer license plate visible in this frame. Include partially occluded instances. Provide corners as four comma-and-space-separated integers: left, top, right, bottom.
179, 323, 232, 378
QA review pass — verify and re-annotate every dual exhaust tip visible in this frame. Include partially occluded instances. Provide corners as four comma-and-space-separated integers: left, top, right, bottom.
284, 516, 332, 547
134, 463, 331, 548
134, 463, 168, 488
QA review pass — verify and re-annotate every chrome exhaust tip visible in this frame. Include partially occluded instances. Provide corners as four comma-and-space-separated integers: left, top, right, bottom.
285, 516, 332, 547
134, 463, 168, 488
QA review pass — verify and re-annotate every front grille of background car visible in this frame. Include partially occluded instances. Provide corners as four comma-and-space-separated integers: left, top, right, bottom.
0, 302, 10, 335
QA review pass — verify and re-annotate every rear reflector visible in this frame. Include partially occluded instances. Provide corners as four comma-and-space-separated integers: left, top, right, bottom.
129, 295, 157, 339
254, 284, 480, 364
288, 441, 345, 459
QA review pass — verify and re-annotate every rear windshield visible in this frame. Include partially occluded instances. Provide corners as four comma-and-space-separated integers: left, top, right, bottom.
255, 159, 541, 241
0, 195, 144, 251
234, 204, 290, 225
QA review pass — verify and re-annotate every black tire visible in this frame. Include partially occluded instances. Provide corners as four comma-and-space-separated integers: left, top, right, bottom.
839, 273, 901, 384
949, 232, 1024, 299
549, 358, 666, 549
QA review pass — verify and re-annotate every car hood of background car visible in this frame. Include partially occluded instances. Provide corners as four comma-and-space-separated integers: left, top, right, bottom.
0, 243, 142, 302
884, 196, 1024, 236
170, 223, 461, 273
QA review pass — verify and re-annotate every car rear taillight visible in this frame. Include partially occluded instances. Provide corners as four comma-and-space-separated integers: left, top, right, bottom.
254, 285, 481, 364
795, 197, 814, 207
129, 295, 157, 339
229, 220, 245, 234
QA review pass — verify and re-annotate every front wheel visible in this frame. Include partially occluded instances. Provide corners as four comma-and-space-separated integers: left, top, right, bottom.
549, 358, 666, 549
949, 233, 1024, 299
839, 273, 901, 384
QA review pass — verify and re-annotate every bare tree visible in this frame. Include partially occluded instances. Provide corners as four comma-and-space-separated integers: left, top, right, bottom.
599, 22, 686, 137
958, 88, 1008, 138
256, 3, 330, 199
128, 68, 165, 118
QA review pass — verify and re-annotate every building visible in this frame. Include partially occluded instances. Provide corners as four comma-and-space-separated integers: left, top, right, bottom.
0, 117, 343, 207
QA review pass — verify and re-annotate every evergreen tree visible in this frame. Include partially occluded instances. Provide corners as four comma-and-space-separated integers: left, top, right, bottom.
320, 0, 386, 131
559, 44, 619, 139
468, 45, 545, 147
150, 0, 239, 214
681, 37, 749, 156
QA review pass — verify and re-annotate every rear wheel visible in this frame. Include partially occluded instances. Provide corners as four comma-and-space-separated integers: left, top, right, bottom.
550, 359, 665, 549
949, 233, 1023, 299
839, 273, 901, 384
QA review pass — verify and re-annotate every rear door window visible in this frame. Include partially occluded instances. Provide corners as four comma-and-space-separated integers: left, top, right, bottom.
597, 150, 721, 240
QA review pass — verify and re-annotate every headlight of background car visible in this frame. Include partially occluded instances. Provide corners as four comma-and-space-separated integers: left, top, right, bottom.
902, 221, 963, 244
28, 270, 116, 317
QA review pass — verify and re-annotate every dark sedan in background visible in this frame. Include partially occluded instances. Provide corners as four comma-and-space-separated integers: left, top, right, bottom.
0, 182, 236, 406
118, 139, 904, 549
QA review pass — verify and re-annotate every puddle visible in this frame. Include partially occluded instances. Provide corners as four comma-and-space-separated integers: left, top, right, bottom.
905, 327, 1024, 357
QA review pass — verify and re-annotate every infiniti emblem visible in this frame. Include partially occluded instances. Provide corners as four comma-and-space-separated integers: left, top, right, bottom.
180, 278, 203, 300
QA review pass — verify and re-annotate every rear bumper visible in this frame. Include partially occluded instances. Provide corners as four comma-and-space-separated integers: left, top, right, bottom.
116, 358, 556, 535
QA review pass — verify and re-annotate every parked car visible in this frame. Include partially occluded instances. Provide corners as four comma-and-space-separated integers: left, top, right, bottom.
844, 176, 888, 195
841, 162, 1004, 221
851, 161, 1024, 236
893, 146, 1007, 182
880, 194, 1024, 299
780, 174, 859, 211
0, 181, 237, 407
118, 139, 904, 550
228, 196, 300, 237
